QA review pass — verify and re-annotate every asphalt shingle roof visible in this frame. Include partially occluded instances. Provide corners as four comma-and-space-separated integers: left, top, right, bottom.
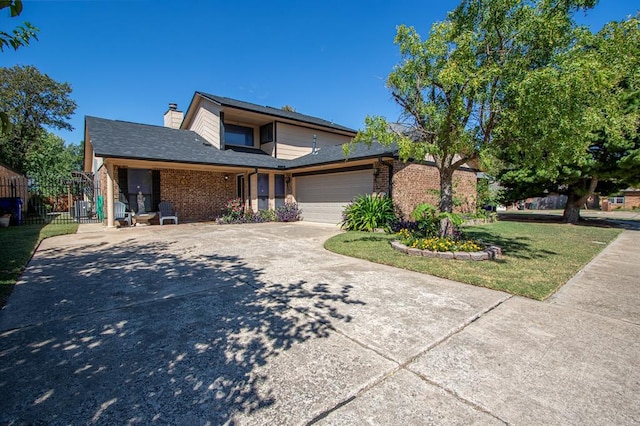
86, 116, 286, 169
197, 92, 357, 134
288, 142, 398, 168
86, 116, 396, 171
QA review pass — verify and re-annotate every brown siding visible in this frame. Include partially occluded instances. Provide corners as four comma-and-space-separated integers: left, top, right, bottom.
189, 100, 221, 148
380, 161, 477, 220
275, 123, 353, 159
0, 164, 25, 181
0, 164, 29, 209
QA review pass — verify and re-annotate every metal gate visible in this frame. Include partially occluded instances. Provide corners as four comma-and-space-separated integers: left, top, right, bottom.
0, 171, 102, 225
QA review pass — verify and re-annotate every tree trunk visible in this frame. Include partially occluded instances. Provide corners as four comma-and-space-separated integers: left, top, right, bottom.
562, 199, 581, 224
438, 166, 456, 238
439, 216, 455, 238
438, 167, 455, 213
562, 178, 598, 224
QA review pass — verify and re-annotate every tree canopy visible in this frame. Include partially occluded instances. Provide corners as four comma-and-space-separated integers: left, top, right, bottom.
497, 15, 640, 222
24, 132, 83, 196
1, 0, 39, 134
350, 0, 597, 219
0, 0, 38, 52
0, 65, 76, 173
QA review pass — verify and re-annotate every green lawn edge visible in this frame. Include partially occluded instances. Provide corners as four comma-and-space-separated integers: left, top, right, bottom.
0, 222, 78, 307
324, 221, 622, 300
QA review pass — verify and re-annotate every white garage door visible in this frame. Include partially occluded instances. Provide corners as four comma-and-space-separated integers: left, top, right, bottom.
295, 170, 373, 224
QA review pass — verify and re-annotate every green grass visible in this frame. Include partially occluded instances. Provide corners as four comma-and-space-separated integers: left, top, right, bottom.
324, 221, 622, 300
0, 222, 78, 307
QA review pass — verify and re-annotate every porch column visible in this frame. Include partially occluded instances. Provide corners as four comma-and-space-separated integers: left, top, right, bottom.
106, 162, 115, 228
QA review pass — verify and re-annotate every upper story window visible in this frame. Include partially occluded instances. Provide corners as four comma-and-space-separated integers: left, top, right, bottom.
260, 123, 274, 143
225, 124, 254, 147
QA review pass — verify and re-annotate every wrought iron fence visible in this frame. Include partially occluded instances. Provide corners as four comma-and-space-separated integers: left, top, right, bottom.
0, 171, 102, 226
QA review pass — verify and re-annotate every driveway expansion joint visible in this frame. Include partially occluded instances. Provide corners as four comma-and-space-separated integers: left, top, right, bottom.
305, 293, 514, 424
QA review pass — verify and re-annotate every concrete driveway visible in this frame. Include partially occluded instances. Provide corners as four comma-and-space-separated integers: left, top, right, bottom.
0, 222, 638, 424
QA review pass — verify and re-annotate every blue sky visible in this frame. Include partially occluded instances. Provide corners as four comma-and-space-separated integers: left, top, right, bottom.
2, 0, 638, 146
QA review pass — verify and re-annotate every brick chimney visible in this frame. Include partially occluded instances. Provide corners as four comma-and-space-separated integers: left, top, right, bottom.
163, 103, 183, 129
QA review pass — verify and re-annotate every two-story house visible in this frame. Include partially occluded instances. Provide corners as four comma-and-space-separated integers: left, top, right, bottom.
84, 92, 478, 226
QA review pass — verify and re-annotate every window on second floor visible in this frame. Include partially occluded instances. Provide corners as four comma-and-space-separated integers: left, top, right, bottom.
260, 123, 274, 143
225, 124, 254, 147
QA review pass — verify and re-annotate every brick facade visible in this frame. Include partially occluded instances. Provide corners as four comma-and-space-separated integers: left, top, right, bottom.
159, 169, 236, 222
374, 160, 477, 220
623, 190, 640, 209
99, 162, 477, 224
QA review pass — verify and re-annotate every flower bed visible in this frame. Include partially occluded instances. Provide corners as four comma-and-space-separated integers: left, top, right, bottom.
390, 239, 502, 261
217, 198, 302, 224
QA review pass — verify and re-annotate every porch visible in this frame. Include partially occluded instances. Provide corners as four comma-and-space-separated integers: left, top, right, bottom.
99, 160, 294, 227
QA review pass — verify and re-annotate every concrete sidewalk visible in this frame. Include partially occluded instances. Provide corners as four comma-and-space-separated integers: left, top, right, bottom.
0, 222, 638, 424
403, 228, 640, 425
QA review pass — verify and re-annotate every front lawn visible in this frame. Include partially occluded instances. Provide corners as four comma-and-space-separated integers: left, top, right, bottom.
324, 221, 621, 300
0, 222, 78, 307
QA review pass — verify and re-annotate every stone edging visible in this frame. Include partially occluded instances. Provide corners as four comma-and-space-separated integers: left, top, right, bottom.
462, 217, 497, 226
390, 240, 502, 261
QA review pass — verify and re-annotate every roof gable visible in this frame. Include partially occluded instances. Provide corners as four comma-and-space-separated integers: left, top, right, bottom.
192, 92, 356, 134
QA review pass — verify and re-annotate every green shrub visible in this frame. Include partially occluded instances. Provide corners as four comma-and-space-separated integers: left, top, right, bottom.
411, 203, 440, 236
410, 203, 463, 238
259, 209, 277, 222
341, 194, 397, 232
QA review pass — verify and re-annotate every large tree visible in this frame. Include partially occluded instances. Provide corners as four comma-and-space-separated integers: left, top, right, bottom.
498, 16, 640, 223
24, 132, 83, 195
0, 65, 76, 173
350, 0, 596, 228
1, 0, 39, 134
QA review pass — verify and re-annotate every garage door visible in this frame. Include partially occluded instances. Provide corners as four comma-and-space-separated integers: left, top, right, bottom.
295, 170, 373, 224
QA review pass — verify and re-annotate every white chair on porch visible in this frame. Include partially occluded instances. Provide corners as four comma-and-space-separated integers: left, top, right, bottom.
114, 201, 131, 226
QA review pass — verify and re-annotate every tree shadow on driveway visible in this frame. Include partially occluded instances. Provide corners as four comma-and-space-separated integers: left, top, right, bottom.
0, 236, 367, 424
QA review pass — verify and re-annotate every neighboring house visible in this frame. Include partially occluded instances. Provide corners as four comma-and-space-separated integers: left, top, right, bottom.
601, 188, 640, 211
622, 189, 640, 209
84, 92, 478, 226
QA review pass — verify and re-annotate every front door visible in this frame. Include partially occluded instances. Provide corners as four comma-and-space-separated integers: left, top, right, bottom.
257, 173, 269, 211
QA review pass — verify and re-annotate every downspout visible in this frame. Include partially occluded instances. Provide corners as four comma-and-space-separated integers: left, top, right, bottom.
219, 111, 225, 150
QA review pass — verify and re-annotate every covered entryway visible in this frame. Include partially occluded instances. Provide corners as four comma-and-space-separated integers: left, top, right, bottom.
295, 169, 373, 224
